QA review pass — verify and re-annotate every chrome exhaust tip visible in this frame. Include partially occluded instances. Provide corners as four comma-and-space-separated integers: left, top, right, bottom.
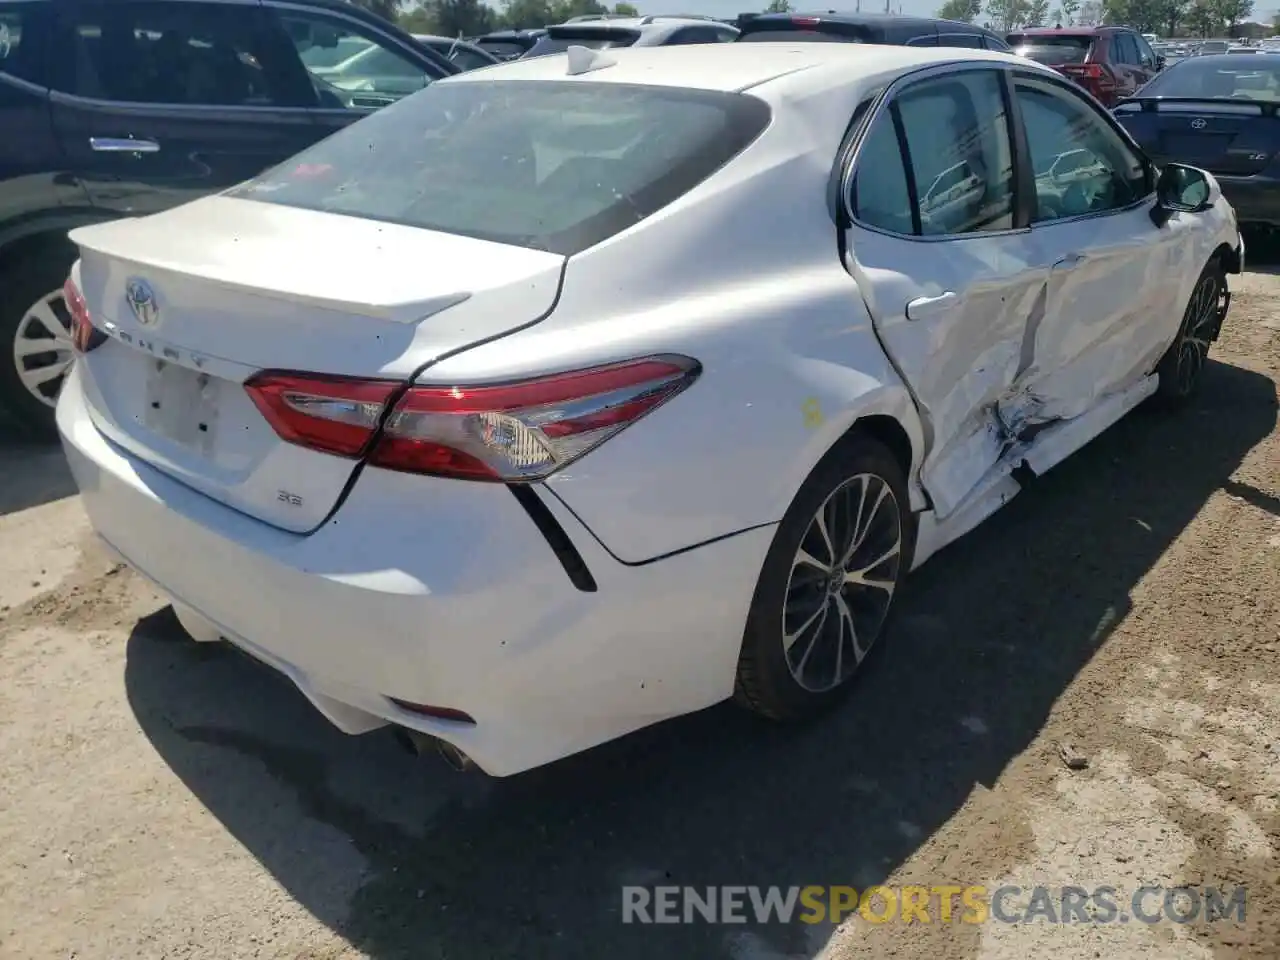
393, 727, 474, 772
436, 739, 474, 772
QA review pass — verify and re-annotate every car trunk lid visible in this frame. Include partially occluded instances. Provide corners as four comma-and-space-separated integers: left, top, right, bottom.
1117, 99, 1280, 176
69, 195, 565, 533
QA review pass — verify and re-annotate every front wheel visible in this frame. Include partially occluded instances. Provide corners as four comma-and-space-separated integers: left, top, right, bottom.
1153, 258, 1227, 406
734, 436, 914, 721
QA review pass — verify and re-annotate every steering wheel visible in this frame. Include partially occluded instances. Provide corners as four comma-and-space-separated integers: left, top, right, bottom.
311, 73, 352, 108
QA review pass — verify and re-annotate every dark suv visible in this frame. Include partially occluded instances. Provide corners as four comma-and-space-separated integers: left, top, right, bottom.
1007, 27, 1162, 106
0, 0, 455, 433
471, 28, 546, 61
735, 12, 1012, 51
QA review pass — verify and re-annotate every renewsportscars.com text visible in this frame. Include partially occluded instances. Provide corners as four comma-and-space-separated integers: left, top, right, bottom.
621, 884, 1247, 925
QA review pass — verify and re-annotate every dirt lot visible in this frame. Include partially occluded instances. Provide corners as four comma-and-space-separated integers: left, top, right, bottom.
1, 261, 1278, 960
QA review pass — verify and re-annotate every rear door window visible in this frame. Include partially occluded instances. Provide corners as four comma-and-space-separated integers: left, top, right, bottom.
0, 1, 47, 86
48, 0, 309, 106
1112, 33, 1138, 65
938, 33, 984, 49
895, 70, 1015, 235
850, 110, 914, 234
230, 80, 771, 256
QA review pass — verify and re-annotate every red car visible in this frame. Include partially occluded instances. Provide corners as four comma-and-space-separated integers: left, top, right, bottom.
1007, 27, 1163, 106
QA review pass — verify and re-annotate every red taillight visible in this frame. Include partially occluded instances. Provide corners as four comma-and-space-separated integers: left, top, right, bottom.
371, 355, 700, 481
387, 699, 476, 724
1062, 62, 1116, 92
244, 372, 398, 457
245, 355, 701, 481
791, 16, 821, 26
64, 276, 103, 353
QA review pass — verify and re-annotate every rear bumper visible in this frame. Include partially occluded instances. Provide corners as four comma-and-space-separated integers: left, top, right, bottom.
57, 364, 774, 776
1215, 174, 1280, 226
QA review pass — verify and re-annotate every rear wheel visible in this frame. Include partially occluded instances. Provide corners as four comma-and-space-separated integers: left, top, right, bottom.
1153, 257, 1226, 407
735, 436, 914, 721
0, 248, 79, 436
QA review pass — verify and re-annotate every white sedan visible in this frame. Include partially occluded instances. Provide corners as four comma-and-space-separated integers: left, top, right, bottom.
57, 43, 1242, 776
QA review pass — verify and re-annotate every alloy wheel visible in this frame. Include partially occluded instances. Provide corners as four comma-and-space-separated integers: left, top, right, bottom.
1175, 271, 1221, 395
12, 289, 74, 409
782, 472, 903, 693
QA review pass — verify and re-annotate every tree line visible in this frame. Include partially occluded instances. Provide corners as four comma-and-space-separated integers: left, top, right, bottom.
934, 0, 1256, 36
348, 0, 1261, 41
350, 0, 640, 36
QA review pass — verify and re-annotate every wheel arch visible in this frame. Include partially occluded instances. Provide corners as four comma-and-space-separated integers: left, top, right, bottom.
0, 209, 117, 270
1213, 240, 1241, 275
844, 414, 914, 486
796, 389, 928, 516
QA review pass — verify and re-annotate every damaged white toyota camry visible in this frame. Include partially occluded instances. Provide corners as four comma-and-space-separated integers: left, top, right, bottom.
58, 43, 1241, 776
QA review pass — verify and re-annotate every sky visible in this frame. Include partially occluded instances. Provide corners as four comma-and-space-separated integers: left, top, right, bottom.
628, 0, 941, 16
624, 0, 1279, 23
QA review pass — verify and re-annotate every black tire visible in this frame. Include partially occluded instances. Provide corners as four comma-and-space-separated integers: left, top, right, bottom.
1153, 256, 1227, 408
0, 245, 79, 438
734, 434, 915, 721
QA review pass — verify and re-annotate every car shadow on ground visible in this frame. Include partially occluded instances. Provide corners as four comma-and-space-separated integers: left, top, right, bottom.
0, 410, 76, 518
122, 357, 1277, 960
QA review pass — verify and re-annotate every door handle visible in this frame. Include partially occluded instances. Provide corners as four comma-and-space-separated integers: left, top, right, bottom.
89, 137, 160, 154
1053, 252, 1087, 270
905, 292, 958, 321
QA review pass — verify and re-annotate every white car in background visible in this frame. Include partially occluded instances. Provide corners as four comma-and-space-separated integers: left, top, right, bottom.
57, 43, 1241, 777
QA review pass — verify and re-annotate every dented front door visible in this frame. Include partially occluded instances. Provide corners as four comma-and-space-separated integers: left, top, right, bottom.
849, 229, 1048, 520
1006, 73, 1185, 423
844, 66, 1050, 520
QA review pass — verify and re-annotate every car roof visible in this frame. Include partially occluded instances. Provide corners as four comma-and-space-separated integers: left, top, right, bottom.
476, 29, 545, 40
748, 11, 980, 29
444, 42, 1039, 95
1009, 26, 1118, 35
547, 16, 728, 30
415, 34, 483, 47
285, 0, 418, 31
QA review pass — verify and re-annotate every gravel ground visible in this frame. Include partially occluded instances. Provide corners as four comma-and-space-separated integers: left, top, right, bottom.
1, 257, 1278, 960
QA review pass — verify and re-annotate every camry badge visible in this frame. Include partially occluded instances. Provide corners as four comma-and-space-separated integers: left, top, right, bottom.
1190, 118, 1207, 129
125, 277, 160, 327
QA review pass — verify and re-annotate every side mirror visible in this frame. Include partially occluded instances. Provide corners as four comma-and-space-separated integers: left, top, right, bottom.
1150, 163, 1213, 226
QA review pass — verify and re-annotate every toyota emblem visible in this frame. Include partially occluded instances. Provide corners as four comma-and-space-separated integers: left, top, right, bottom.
1191, 118, 1207, 129
125, 277, 160, 327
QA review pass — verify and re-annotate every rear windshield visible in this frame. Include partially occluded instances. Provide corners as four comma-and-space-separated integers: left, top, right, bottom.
1009, 35, 1094, 64
477, 40, 525, 58
1136, 57, 1280, 101
739, 29, 863, 43
523, 28, 639, 57
738, 23, 865, 43
229, 80, 770, 256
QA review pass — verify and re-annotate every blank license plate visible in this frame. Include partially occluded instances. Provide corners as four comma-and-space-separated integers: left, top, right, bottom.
143, 360, 220, 455
1161, 135, 1229, 158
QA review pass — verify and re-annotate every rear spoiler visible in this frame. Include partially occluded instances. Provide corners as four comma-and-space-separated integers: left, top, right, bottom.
1114, 97, 1278, 117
